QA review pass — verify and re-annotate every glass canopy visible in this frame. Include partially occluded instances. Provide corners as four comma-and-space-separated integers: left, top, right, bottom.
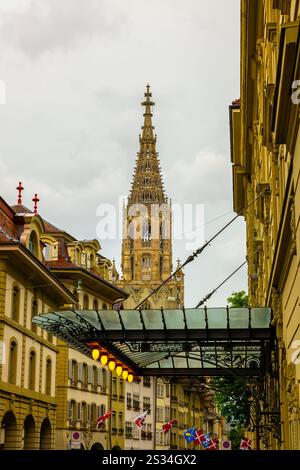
33, 307, 274, 377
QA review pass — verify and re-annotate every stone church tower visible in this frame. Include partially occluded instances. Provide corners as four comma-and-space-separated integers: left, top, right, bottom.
118, 86, 184, 309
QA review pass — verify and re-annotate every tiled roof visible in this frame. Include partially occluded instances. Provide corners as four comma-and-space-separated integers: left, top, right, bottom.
46, 258, 78, 269
43, 219, 63, 233
11, 204, 33, 214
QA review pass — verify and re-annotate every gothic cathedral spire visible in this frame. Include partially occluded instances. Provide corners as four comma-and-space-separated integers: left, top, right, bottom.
118, 86, 184, 310
128, 85, 166, 206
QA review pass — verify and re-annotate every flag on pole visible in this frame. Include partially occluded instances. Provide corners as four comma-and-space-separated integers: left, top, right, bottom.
183, 427, 197, 443
133, 410, 148, 429
207, 438, 218, 450
194, 428, 205, 446
162, 419, 177, 433
240, 438, 252, 450
96, 410, 112, 428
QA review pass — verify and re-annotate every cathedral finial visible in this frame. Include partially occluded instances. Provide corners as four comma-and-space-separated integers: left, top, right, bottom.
16, 181, 24, 204
32, 193, 40, 214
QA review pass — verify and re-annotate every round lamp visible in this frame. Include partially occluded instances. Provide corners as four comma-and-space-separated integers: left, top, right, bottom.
92, 349, 99, 361
127, 374, 133, 383
100, 355, 108, 366
116, 366, 122, 377
122, 370, 128, 380
108, 360, 115, 371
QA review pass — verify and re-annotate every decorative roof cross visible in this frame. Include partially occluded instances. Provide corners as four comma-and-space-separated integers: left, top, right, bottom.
32, 193, 40, 214
16, 181, 24, 204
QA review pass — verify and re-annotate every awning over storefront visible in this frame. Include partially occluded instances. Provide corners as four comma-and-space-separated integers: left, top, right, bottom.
33, 307, 274, 377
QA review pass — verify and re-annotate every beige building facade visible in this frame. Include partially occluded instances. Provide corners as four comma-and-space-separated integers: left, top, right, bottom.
230, 0, 300, 449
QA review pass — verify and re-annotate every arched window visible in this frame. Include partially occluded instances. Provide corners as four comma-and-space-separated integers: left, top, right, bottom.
9, 340, 17, 384
83, 295, 89, 310
29, 350, 36, 390
42, 243, 51, 260
11, 285, 20, 321
45, 358, 52, 395
93, 299, 99, 310
28, 231, 39, 257
142, 255, 151, 280
142, 255, 151, 269
31, 298, 38, 333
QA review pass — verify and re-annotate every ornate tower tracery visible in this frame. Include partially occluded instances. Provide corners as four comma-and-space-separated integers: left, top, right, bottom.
118, 86, 184, 309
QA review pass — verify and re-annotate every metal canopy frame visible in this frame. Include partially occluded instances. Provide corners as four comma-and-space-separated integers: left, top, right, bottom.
33, 307, 275, 378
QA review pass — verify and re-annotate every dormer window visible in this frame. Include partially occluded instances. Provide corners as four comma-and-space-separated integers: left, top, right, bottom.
28, 231, 38, 257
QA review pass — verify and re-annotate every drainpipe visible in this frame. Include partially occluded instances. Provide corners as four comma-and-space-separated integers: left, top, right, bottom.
153, 377, 157, 450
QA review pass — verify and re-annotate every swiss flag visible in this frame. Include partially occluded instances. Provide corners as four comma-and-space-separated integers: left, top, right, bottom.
96, 410, 112, 428
194, 428, 205, 446
133, 410, 148, 429
162, 419, 177, 433
240, 438, 252, 450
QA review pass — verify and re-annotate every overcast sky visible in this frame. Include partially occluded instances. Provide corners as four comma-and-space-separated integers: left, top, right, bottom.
0, 0, 247, 308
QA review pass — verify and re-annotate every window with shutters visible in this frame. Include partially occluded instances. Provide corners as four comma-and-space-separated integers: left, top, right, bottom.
45, 358, 52, 395
90, 403, 97, 428
125, 421, 133, 438
8, 340, 17, 385
77, 402, 82, 422
69, 400, 77, 426
81, 402, 88, 427
82, 363, 88, 389
165, 406, 170, 422
111, 412, 117, 434
11, 285, 20, 322
112, 378, 117, 399
119, 379, 124, 397
133, 394, 140, 411
93, 366, 98, 390
143, 396, 151, 414
127, 393, 132, 410
101, 368, 107, 391
29, 349, 36, 391
70, 360, 78, 386
118, 412, 123, 434
31, 297, 38, 333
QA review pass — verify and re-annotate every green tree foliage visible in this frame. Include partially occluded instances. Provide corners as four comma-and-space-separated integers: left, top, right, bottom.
227, 290, 248, 307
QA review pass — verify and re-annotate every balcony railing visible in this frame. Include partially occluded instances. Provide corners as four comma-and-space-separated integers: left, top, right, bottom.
118, 428, 124, 435
112, 393, 118, 400
119, 395, 124, 402
111, 427, 117, 435
125, 432, 133, 439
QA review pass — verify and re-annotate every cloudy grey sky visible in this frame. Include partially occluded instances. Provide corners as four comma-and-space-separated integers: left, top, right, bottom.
0, 0, 247, 307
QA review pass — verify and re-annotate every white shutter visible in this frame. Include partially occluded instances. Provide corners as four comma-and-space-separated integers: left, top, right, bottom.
88, 365, 93, 384
68, 360, 73, 379
78, 363, 83, 382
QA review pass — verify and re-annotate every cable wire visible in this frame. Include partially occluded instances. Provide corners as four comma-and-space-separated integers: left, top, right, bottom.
134, 191, 264, 309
